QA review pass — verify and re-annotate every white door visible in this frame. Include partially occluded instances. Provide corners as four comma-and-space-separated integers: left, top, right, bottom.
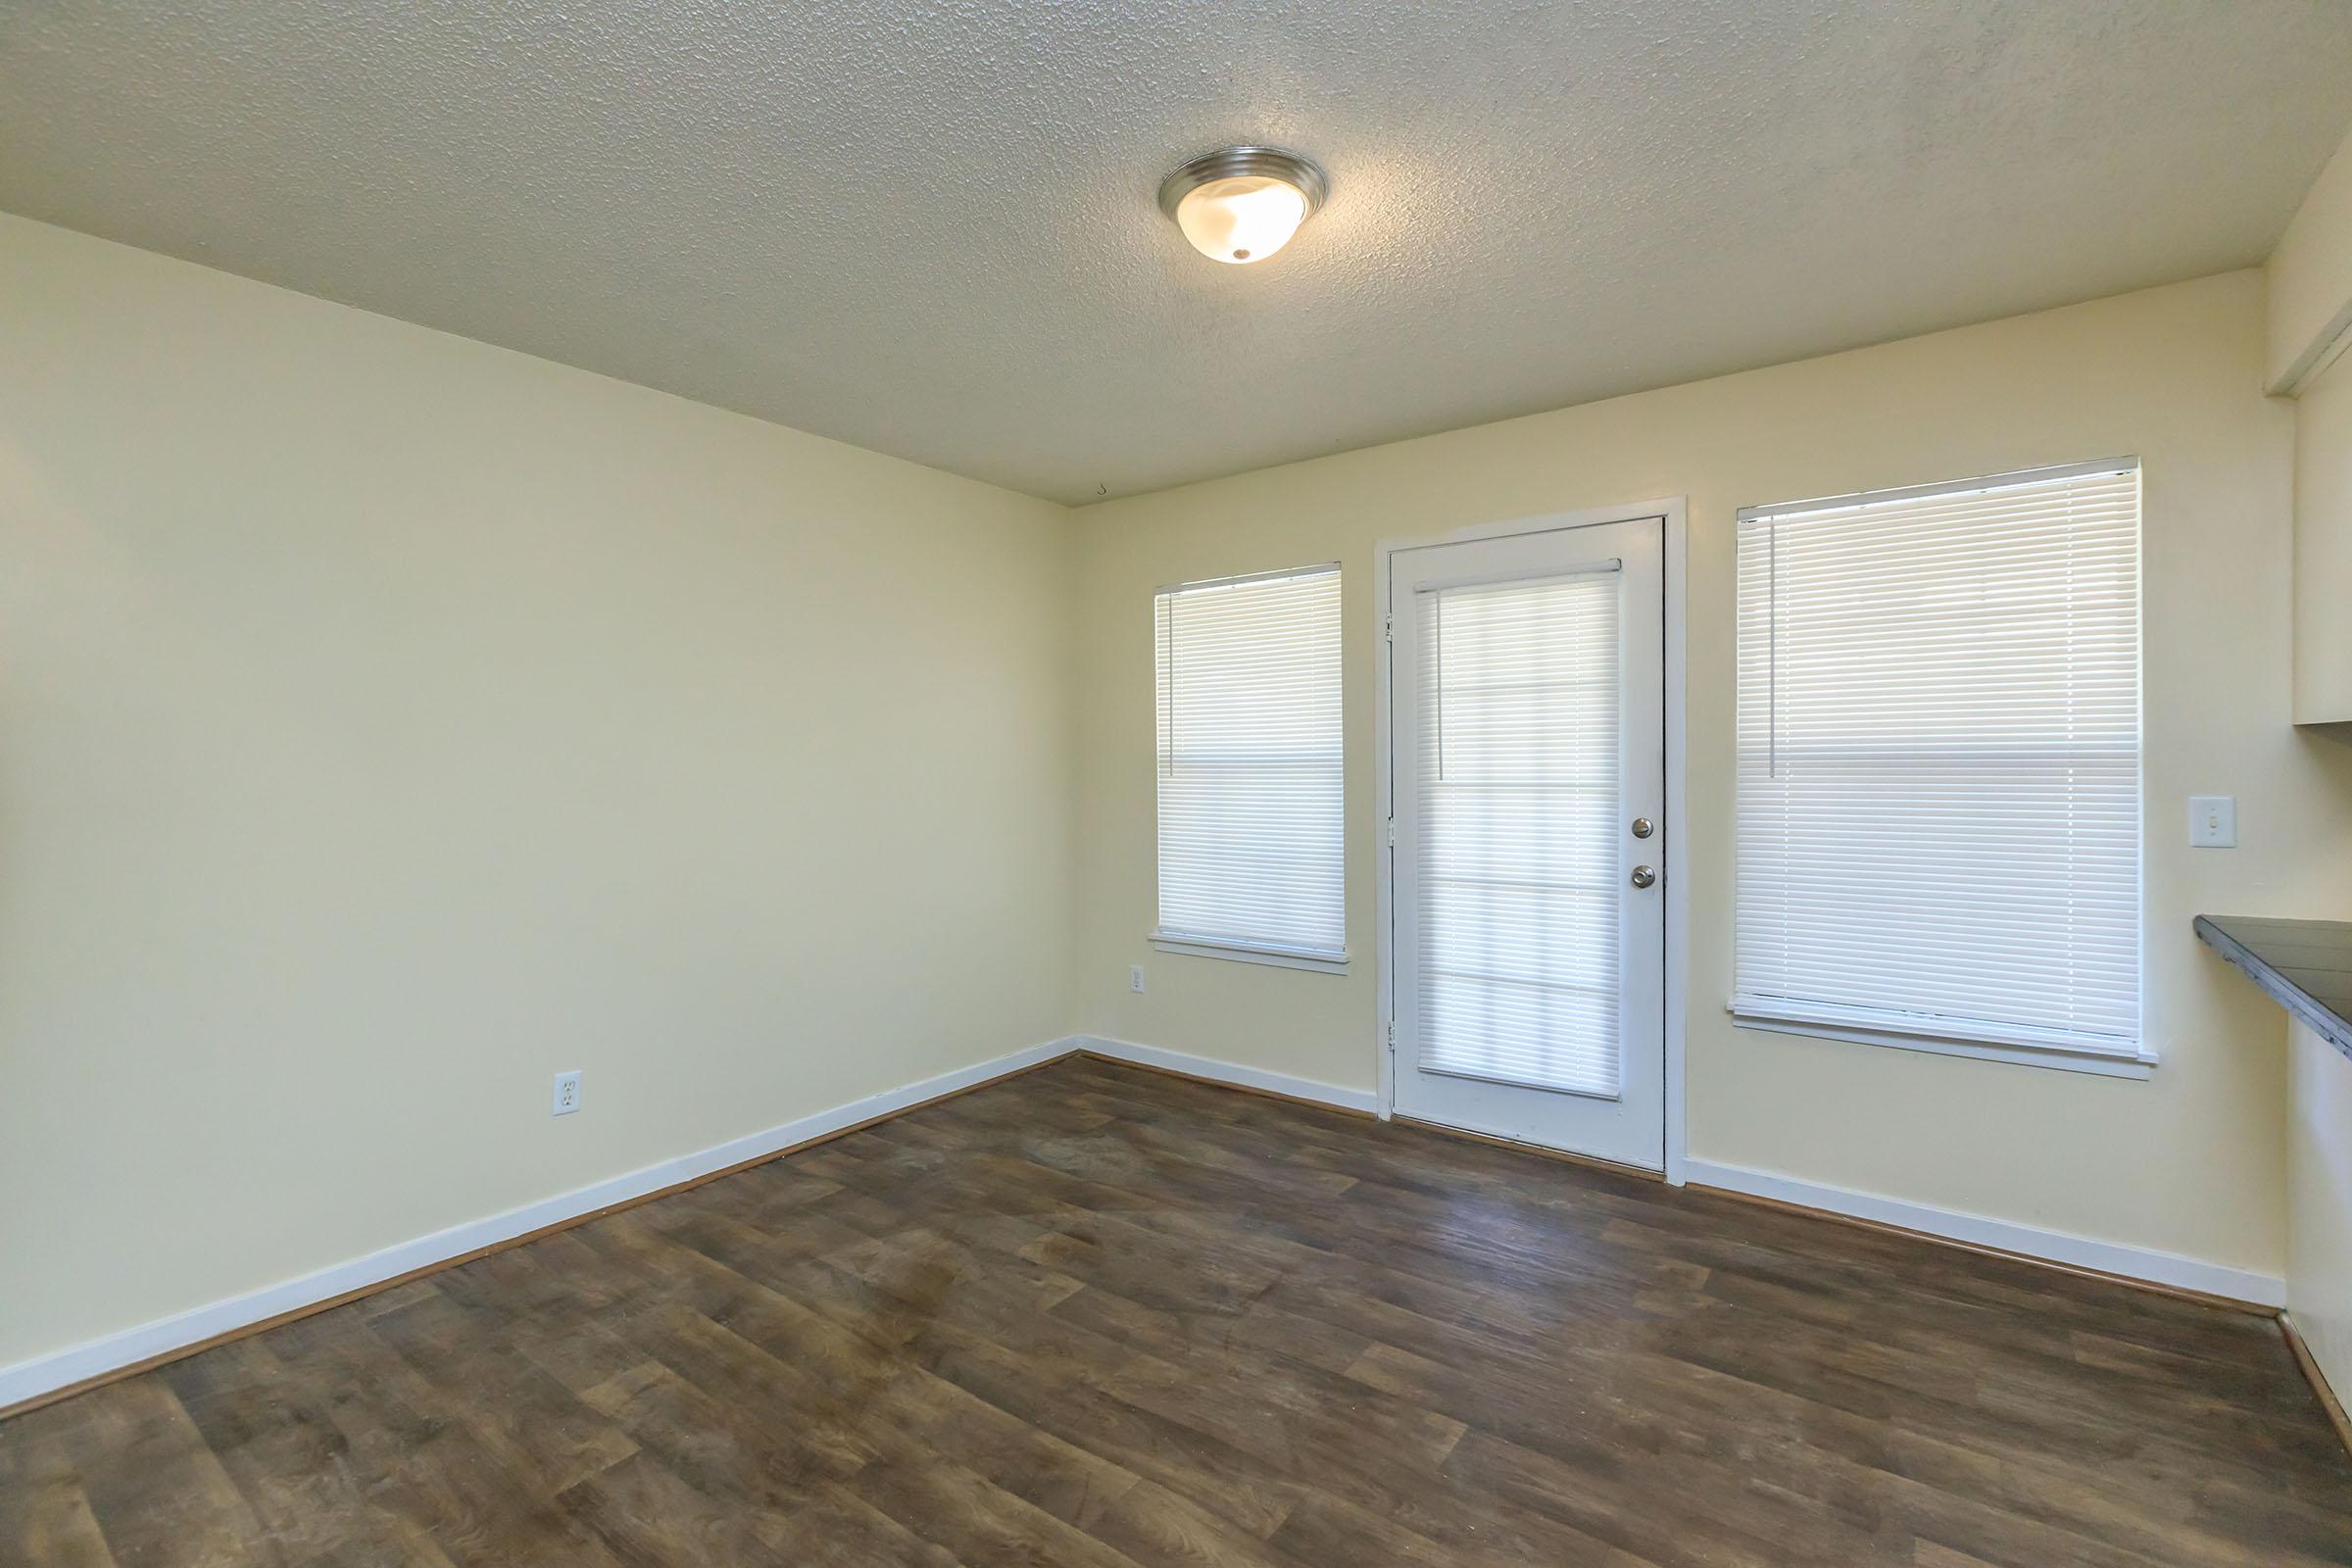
1388, 514, 1666, 1169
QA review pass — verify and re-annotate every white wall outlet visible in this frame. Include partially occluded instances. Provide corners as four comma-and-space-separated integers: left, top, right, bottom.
2189, 795, 2237, 849
553, 1069, 582, 1115
1129, 963, 1147, 994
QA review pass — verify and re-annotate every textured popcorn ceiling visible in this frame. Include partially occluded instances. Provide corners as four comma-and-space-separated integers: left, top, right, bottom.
5, 1, 2351, 505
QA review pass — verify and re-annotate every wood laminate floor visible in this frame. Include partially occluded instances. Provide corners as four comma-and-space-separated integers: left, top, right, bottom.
4, 1054, 2349, 1566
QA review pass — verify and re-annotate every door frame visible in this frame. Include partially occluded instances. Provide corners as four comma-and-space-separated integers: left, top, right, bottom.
1373, 498, 1690, 1185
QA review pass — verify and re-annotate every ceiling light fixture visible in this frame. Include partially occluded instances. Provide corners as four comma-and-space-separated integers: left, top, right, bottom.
1157, 146, 1329, 266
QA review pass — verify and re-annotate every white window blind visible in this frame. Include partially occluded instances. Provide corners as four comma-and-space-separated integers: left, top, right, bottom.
1734, 460, 2142, 1062
1153, 565, 1345, 967
1414, 569, 1623, 1096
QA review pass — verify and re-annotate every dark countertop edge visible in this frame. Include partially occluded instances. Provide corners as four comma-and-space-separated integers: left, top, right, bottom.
2195, 915, 2352, 1063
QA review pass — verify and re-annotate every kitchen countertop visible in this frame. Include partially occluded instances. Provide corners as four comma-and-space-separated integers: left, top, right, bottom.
2195, 914, 2352, 1062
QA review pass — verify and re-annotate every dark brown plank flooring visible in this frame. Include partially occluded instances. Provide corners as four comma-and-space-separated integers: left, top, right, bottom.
5, 1054, 2349, 1566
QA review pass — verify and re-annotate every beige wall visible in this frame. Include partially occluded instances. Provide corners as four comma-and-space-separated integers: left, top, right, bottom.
1075, 270, 2352, 1281
0, 215, 1077, 1370
2290, 1020, 2352, 1403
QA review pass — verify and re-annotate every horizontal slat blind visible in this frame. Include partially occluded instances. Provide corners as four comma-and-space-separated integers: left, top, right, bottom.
1735, 462, 2142, 1057
1415, 569, 1622, 1096
1154, 566, 1344, 957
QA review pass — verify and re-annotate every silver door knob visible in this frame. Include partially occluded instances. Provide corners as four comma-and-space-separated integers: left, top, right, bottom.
1631, 816, 1654, 839
1631, 865, 1656, 889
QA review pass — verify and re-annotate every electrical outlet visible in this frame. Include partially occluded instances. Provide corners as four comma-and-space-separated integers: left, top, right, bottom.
553, 1069, 582, 1116
1129, 963, 1147, 994
2189, 795, 2237, 849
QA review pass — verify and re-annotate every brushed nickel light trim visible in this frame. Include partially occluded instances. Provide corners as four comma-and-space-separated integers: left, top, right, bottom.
1156, 145, 1330, 220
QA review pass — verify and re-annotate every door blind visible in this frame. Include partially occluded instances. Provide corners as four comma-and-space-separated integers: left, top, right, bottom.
1414, 568, 1623, 1096
1153, 565, 1345, 960
1734, 460, 2142, 1058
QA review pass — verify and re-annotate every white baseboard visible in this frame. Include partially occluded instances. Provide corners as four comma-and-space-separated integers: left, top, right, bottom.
10, 1047, 2278, 1416
1684, 1158, 2284, 1308
1074, 1034, 1381, 1116
0, 1037, 1082, 1414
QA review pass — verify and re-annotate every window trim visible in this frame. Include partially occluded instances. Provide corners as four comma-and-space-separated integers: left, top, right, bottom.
1152, 563, 1342, 598
1732, 457, 2138, 525
1727, 1005, 2155, 1079
1149, 931, 1350, 974
1730, 457, 2148, 1074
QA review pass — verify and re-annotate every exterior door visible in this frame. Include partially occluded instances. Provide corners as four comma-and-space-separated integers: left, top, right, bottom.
1388, 514, 1667, 1169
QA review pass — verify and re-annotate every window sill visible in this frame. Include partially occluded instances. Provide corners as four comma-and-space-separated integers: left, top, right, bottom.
1728, 1005, 2154, 1079
1149, 932, 1349, 975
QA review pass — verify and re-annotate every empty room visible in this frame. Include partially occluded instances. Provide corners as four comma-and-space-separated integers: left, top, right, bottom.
9, 2, 2352, 1563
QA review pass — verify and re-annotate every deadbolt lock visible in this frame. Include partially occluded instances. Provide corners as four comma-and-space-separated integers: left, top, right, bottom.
1631, 816, 1654, 839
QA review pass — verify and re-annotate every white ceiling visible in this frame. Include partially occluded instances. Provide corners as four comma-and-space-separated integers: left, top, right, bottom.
6, 2, 2351, 506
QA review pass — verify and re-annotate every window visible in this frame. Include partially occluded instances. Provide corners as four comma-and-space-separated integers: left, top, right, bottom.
1734, 460, 2143, 1071
1412, 567, 1625, 1095
1152, 564, 1345, 971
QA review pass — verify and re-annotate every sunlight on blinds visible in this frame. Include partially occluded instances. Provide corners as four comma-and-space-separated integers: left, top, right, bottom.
1414, 569, 1623, 1097
1154, 566, 1345, 958
1735, 462, 2142, 1056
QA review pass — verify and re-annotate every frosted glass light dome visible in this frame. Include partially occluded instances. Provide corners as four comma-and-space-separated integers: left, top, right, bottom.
1173, 174, 1310, 264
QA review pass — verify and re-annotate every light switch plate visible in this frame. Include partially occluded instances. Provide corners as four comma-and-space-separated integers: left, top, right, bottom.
2189, 795, 2236, 849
